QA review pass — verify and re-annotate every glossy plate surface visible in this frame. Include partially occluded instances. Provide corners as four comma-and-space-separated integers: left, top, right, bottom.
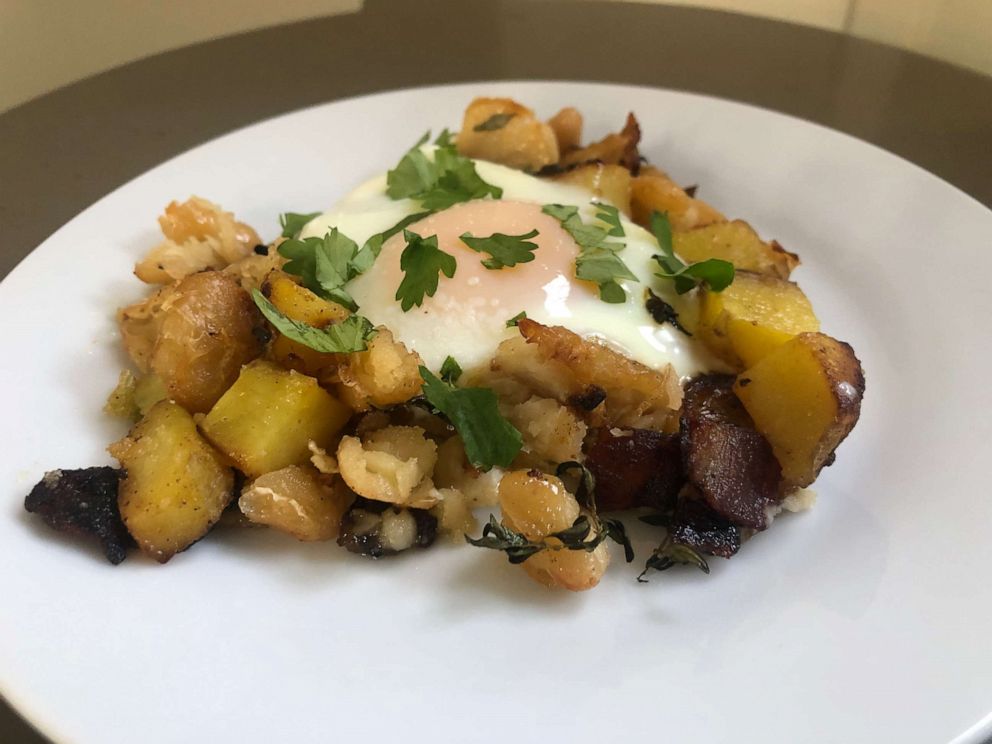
1, 82, 990, 744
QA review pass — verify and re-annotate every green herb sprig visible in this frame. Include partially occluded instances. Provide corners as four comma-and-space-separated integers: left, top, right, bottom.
279, 211, 321, 239
395, 231, 457, 311
387, 131, 502, 210
637, 533, 710, 582
505, 311, 527, 328
460, 229, 539, 270
473, 113, 516, 132
251, 290, 376, 353
542, 203, 638, 303
650, 211, 734, 294
419, 367, 522, 471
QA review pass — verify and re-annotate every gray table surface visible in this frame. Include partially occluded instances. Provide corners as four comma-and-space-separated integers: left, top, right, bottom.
3, 1, 991, 741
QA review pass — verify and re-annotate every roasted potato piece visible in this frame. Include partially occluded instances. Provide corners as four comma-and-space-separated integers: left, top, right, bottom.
494, 318, 682, 430
150, 271, 265, 413
696, 271, 820, 369
336, 426, 438, 508
504, 396, 587, 464
559, 112, 641, 172
334, 328, 424, 411
135, 196, 261, 284
547, 106, 582, 153
239, 465, 352, 541
681, 375, 781, 529
200, 360, 351, 477
498, 470, 610, 592
630, 166, 724, 231
550, 163, 632, 216
24, 467, 132, 564
264, 271, 350, 377
109, 401, 234, 563
674, 221, 799, 280
734, 333, 864, 488
223, 246, 286, 292
337, 497, 438, 557
456, 97, 559, 171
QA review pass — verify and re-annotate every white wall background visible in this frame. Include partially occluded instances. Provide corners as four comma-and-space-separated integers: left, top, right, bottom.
1, 0, 989, 113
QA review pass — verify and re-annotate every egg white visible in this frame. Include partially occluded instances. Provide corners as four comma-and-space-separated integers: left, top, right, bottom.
302, 156, 719, 377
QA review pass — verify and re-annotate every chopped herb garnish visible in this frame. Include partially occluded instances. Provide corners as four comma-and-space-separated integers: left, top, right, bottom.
352, 210, 434, 274
595, 203, 625, 237
395, 231, 457, 311
440, 355, 463, 384
386, 130, 502, 210
650, 211, 734, 294
419, 367, 522, 470
467, 462, 634, 564
460, 229, 539, 270
473, 112, 516, 132
279, 211, 321, 239
251, 290, 376, 353
542, 203, 638, 303
645, 288, 691, 336
505, 311, 527, 328
637, 534, 710, 582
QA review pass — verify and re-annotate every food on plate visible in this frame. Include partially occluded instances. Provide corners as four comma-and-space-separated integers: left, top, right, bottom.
25, 95, 864, 593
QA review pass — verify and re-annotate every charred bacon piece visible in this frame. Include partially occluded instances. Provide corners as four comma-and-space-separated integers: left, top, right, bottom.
584, 427, 683, 512
680, 375, 781, 530
337, 497, 437, 558
669, 489, 741, 558
24, 467, 133, 564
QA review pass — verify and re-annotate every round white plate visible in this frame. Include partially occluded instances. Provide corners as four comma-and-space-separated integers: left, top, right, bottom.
2, 82, 990, 744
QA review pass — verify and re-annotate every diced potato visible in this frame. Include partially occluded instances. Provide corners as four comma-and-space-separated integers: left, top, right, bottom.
264, 271, 350, 377
150, 271, 265, 413
550, 163, 632, 216
239, 465, 352, 541
674, 220, 799, 280
456, 97, 559, 172
696, 271, 820, 369
200, 360, 351, 477
630, 166, 724, 231
334, 328, 424, 411
135, 196, 261, 284
546, 107, 582, 153
734, 333, 864, 488
117, 283, 177, 373
108, 401, 234, 563
559, 113, 641, 171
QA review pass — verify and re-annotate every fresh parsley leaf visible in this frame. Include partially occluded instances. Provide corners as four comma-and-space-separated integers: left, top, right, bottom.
473, 112, 516, 132
386, 132, 502, 209
419, 367, 522, 470
440, 355, 463, 384
542, 203, 638, 303
650, 211, 735, 294
279, 211, 321, 239
278, 230, 361, 311
352, 210, 433, 274
459, 229, 539, 270
395, 231, 457, 311
434, 129, 455, 147
251, 290, 376, 353
505, 311, 527, 328
595, 203, 625, 237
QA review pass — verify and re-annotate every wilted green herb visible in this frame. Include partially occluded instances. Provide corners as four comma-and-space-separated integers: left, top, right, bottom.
505, 311, 527, 328
473, 112, 516, 131
650, 211, 734, 294
637, 533, 710, 582
645, 288, 691, 336
251, 290, 376, 353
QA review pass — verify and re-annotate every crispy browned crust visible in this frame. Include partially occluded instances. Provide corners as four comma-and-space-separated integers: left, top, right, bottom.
681, 375, 781, 529
584, 428, 683, 512
24, 467, 132, 564
669, 488, 742, 558
559, 112, 642, 173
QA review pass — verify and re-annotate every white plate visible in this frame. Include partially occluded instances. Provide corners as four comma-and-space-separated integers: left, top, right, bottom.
2, 82, 991, 744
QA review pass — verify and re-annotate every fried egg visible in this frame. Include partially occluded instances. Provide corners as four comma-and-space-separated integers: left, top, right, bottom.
302, 157, 718, 377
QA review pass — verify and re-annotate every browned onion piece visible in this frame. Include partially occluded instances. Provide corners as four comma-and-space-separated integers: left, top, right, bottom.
584, 427, 683, 512
680, 375, 781, 529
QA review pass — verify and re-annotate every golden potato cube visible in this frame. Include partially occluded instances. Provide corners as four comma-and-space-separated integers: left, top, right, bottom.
200, 360, 351, 477
546, 107, 583, 153
734, 333, 864, 487
630, 166, 724, 231
334, 328, 423, 411
264, 271, 350, 376
239, 465, 352, 541
551, 163, 632, 216
697, 271, 819, 369
109, 400, 234, 563
674, 220, 799, 279
456, 97, 559, 172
